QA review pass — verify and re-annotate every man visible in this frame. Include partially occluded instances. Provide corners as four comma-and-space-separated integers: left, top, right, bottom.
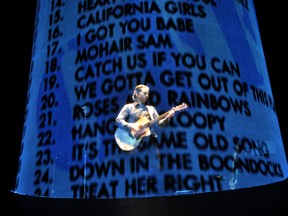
114, 84, 175, 153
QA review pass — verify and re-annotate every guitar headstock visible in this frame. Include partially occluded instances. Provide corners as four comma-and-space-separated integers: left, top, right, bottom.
173, 103, 188, 112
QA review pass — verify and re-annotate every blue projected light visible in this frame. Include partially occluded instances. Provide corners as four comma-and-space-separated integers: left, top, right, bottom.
14, 0, 288, 199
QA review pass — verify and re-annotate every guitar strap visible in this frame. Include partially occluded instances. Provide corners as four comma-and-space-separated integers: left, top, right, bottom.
145, 105, 154, 120
145, 105, 157, 137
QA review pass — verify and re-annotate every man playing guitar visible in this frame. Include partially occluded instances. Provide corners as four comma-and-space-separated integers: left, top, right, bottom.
115, 84, 187, 152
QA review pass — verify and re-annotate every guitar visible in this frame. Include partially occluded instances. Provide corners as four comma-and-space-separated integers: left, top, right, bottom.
114, 103, 188, 152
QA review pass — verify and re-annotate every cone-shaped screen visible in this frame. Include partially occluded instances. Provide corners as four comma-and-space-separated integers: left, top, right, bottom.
14, 0, 287, 198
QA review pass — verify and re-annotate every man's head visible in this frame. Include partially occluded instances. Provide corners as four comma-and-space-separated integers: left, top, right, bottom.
132, 84, 149, 103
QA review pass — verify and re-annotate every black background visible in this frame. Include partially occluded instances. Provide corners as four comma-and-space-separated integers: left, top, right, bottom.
3, 1, 287, 215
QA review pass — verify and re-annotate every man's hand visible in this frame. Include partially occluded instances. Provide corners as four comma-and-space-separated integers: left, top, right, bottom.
127, 123, 139, 131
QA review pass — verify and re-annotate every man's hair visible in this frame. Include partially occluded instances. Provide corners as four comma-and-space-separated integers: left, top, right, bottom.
132, 84, 149, 101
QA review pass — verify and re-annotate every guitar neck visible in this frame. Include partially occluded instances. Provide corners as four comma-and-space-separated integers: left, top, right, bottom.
144, 110, 171, 128
142, 103, 187, 128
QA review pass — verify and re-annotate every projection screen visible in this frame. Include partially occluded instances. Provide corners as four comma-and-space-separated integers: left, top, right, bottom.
14, 0, 288, 199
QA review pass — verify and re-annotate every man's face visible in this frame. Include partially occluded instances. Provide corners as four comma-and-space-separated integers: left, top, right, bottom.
137, 88, 149, 103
